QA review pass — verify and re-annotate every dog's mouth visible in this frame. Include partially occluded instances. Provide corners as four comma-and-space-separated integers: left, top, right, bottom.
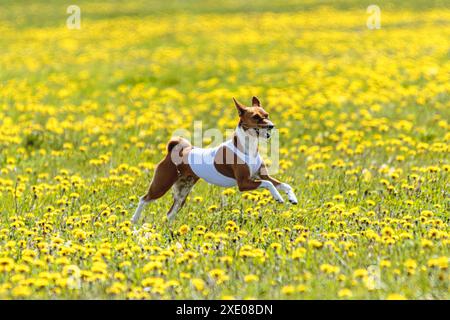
241, 123, 274, 139
254, 127, 272, 139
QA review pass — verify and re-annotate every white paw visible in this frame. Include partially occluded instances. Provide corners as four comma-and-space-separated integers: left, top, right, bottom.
278, 183, 298, 204
273, 191, 285, 203
287, 190, 298, 204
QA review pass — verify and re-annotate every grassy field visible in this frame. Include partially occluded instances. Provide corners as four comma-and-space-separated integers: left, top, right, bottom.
0, 0, 449, 299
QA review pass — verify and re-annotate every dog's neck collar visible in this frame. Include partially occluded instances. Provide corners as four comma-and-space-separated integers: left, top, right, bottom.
235, 124, 259, 157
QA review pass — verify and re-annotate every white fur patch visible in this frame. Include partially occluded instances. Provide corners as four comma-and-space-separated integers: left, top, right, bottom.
236, 125, 259, 157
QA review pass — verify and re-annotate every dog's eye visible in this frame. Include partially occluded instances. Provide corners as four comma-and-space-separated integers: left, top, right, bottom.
252, 115, 261, 121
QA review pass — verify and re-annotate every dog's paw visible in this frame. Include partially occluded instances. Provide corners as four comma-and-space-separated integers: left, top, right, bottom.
274, 195, 285, 203
286, 189, 298, 205
287, 195, 298, 204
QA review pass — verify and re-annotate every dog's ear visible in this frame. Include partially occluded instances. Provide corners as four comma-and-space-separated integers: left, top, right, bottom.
233, 98, 246, 116
252, 96, 261, 107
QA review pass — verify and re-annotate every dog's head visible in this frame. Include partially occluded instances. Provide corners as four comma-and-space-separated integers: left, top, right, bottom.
233, 96, 275, 139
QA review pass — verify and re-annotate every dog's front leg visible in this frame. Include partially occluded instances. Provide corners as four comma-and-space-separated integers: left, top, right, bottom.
237, 179, 284, 203
234, 164, 284, 203
258, 163, 297, 204
276, 183, 298, 204
260, 180, 285, 203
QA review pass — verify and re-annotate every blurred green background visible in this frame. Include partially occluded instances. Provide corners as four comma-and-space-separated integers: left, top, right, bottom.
1, 0, 449, 28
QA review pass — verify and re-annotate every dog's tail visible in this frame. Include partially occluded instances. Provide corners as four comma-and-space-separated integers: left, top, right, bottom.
167, 136, 191, 153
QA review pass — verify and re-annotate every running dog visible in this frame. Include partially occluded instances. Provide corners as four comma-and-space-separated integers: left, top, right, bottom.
132, 96, 298, 223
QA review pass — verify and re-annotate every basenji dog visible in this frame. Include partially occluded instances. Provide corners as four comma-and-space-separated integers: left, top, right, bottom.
132, 96, 298, 223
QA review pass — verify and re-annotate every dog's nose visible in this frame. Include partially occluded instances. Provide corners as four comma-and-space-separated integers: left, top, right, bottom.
267, 124, 274, 130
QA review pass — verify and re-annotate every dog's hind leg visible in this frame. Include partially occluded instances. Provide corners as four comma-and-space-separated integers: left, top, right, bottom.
132, 197, 150, 224
166, 176, 197, 221
132, 155, 179, 224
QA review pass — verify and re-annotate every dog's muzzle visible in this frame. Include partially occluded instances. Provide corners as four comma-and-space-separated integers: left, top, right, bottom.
255, 127, 273, 139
